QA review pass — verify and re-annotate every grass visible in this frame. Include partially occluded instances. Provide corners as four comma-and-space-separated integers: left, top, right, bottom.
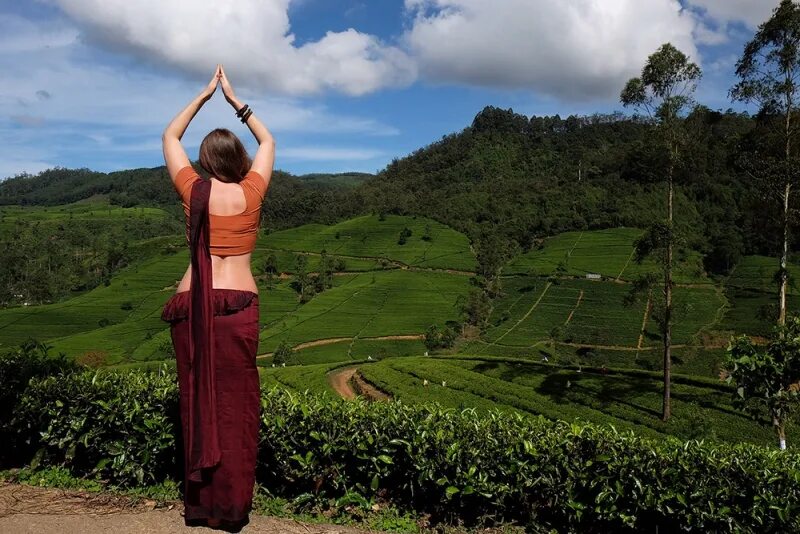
358, 355, 795, 447
259, 269, 471, 354
504, 227, 708, 284
261, 213, 476, 271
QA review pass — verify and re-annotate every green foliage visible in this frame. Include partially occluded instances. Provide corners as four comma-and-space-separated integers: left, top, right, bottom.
2, 364, 799, 531
272, 340, 295, 366
397, 226, 412, 245
730, 0, 800, 116
0, 338, 80, 466
423, 324, 458, 351
457, 287, 492, 330
620, 43, 702, 127
259, 386, 800, 532
724, 314, 800, 447
11, 366, 179, 486
262, 253, 279, 275
0, 205, 181, 306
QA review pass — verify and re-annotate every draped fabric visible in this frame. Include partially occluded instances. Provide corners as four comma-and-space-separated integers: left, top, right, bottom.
161, 176, 261, 525
186, 177, 220, 482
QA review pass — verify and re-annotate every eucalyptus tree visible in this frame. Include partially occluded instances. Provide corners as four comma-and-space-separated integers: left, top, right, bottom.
620, 43, 702, 421
730, 0, 800, 329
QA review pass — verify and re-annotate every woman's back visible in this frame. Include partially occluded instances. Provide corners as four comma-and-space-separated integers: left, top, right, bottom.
172, 165, 270, 295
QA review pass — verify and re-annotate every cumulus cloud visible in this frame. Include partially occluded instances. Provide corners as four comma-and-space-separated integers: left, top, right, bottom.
48, 0, 417, 97
401, 0, 702, 101
0, 10, 402, 177
280, 146, 387, 161
38, 0, 766, 103
687, 0, 775, 28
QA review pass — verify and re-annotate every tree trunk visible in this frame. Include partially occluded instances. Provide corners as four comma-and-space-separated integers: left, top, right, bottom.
779, 98, 792, 330
663, 148, 674, 422
779, 180, 790, 329
775, 416, 787, 450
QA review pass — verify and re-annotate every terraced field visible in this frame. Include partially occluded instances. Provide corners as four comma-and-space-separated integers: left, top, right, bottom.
6, 213, 800, 448
504, 227, 708, 284
356, 355, 794, 446
0, 201, 171, 229
0, 214, 473, 366
261, 213, 476, 271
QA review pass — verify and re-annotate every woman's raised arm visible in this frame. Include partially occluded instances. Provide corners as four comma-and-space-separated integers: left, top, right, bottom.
162, 65, 221, 178
218, 65, 275, 185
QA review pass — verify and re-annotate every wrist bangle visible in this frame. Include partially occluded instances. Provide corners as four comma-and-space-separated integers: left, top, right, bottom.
235, 104, 249, 118
240, 108, 253, 123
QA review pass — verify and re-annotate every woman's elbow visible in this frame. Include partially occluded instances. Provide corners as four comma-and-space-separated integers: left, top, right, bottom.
162, 130, 179, 142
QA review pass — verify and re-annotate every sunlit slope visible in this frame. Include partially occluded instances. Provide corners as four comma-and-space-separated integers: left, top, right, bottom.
1, 249, 188, 359
0, 201, 170, 223
261, 214, 475, 271
480, 275, 723, 349
357, 356, 792, 447
259, 269, 471, 352
2, 214, 475, 366
505, 227, 707, 284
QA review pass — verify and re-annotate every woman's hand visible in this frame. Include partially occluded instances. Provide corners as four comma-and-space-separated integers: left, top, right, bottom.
201, 64, 221, 101
219, 64, 240, 108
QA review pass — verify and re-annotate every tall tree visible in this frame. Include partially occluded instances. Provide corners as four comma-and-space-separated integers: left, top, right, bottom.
730, 0, 800, 329
620, 43, 702, 421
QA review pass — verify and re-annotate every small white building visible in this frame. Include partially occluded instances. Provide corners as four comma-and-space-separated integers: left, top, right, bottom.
585, 273, 601, 280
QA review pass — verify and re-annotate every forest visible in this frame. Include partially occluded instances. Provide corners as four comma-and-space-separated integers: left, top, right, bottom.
0, 105, 787, 306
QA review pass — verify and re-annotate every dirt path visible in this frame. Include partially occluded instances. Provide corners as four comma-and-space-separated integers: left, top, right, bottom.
328, 366, 358, 400
0, 483, 383, 534
327, 366, 391, 402
256, 334, 424, 359
350, 371, 391, 401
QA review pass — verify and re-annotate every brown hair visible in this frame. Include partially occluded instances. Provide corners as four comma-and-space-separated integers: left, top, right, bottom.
198, 128, 251, 183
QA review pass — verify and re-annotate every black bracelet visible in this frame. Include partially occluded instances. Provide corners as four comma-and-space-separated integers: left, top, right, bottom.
235, 104, 249, 118
240, 108, 253, 123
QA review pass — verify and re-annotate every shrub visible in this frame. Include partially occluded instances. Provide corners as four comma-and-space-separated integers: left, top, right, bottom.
3, 366, 799, 532
11, 366, 179, 486
0, 338, 80, 466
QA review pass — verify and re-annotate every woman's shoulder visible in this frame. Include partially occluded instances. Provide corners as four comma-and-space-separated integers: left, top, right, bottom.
241, 169, 268, 201
173, 165, 201, 203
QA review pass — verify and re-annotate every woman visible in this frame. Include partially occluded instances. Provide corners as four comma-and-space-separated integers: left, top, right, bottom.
160, 64, 275, 530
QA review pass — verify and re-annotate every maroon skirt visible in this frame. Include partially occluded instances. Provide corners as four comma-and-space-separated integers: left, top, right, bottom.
161, 288, 261, 525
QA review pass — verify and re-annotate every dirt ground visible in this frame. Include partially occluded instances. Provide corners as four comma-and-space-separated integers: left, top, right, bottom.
326, 366, 391, 402
0, 483, 386, 534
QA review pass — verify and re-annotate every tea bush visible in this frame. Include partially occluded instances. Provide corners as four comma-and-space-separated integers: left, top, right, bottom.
4, 365, 800, 532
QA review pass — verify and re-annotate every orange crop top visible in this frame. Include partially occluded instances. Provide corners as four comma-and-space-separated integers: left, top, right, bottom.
172, 165, 268, 257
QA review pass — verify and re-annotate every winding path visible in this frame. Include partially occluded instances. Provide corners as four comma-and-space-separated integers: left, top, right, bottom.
256, 334, 424, 359
327, 365, 391, 401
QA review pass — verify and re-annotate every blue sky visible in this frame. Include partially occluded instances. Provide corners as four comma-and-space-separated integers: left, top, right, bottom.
0, 1, 776, 180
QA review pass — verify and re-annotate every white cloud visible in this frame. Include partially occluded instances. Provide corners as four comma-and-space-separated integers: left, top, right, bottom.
0, 9, 402, 176
0, 159, 54, 180
279, 146, 386, 161
686, 0, 775, 28
47, 0, 417, 97
401, 0, 702, 102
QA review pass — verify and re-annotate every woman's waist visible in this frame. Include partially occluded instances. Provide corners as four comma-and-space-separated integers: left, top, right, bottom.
161, 288, 258, 323
178, 264, 258, 294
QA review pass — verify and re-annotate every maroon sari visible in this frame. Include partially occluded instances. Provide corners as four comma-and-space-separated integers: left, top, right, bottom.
161, 177, 261, 526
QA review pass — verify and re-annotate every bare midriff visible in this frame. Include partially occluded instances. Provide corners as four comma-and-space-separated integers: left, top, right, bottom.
175, 252, 258, 295
171, 168, 268, 296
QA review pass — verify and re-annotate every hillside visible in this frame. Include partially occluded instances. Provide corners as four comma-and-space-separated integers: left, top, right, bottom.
1, 106, 787, 284
2, 106, 799, 449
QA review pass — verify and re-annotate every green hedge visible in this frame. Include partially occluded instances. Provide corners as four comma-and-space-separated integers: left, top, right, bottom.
0, 339, 80, 466
5, 365, 800, 532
